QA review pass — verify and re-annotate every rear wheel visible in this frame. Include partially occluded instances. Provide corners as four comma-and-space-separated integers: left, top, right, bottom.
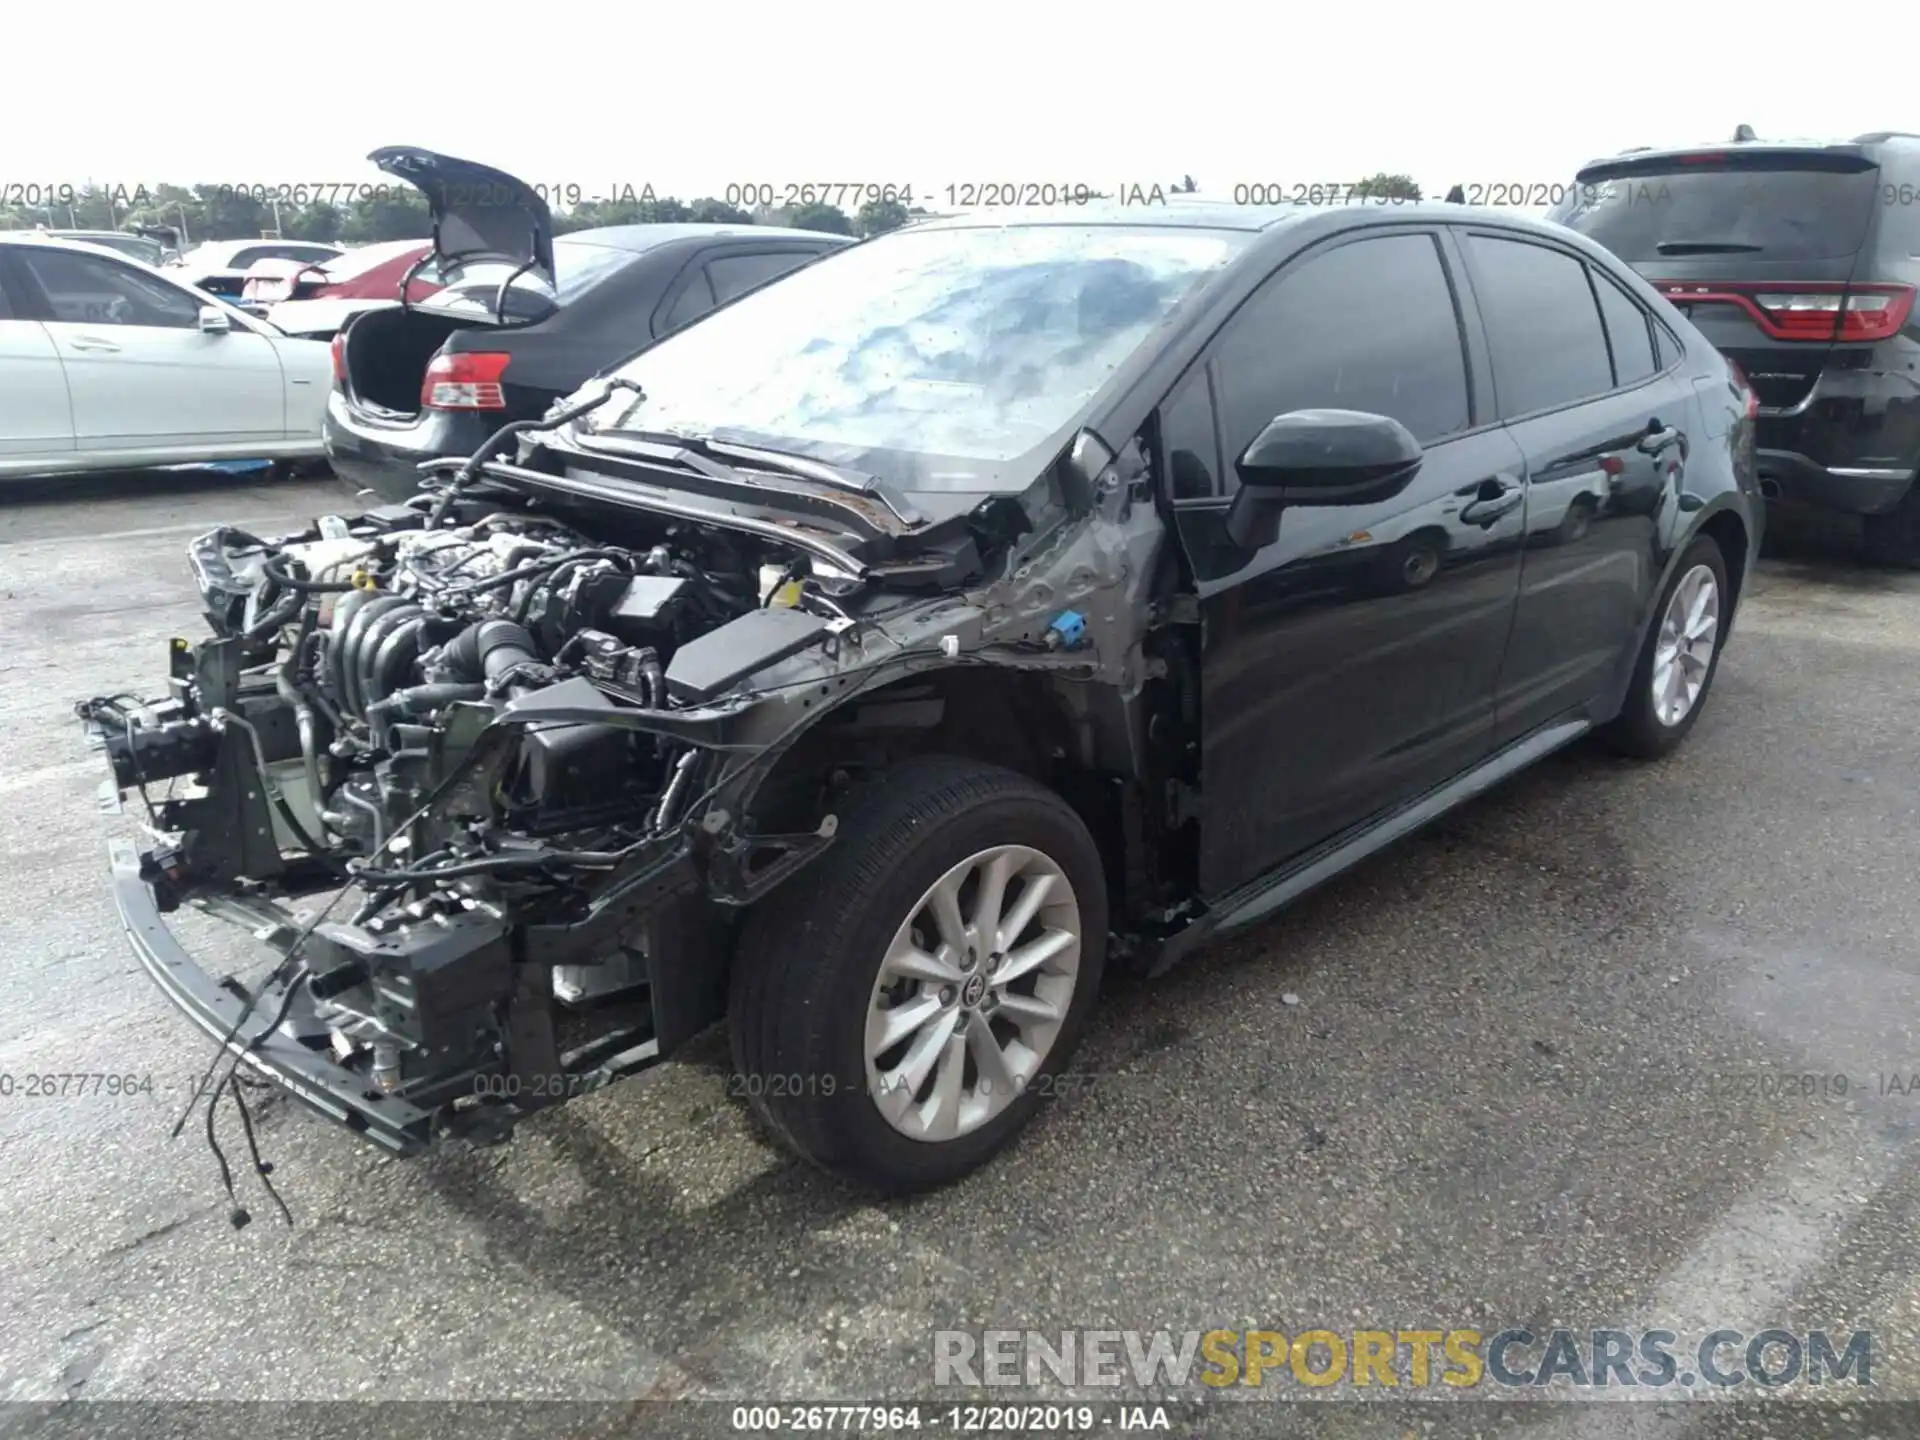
728, 756, 1107, 1194
1555, 493, 1596, 545
1862, 476, 1920, 567
1598, 535, 1729, 758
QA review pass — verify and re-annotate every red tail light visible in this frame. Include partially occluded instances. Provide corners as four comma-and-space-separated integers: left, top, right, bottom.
329, 332, 346, 384
421, 351, 510, 411
1657, 281, 1914, 342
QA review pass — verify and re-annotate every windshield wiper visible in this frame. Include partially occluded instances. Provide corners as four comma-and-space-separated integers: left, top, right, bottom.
1655, 240, 1765, 256
609, 429, 925, 527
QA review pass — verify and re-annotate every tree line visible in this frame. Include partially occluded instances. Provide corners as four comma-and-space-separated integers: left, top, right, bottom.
0, 172, 1421, 249
0, 184, 915, 246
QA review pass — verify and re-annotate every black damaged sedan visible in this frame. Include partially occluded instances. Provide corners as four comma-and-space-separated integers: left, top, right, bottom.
83, 199, 1761, 1196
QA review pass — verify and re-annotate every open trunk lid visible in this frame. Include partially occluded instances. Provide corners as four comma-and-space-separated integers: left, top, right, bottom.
368, 146, 555, 293
1549, 146, 1889, 411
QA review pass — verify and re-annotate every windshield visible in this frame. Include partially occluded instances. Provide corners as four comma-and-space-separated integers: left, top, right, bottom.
1549, 158, 1880, 263
586, 224, 1250, 492
92, 235, 164, 265
418, 239, 633, 320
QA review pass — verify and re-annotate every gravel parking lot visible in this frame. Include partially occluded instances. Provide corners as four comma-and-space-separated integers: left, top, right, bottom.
3, 474, 1918, 1436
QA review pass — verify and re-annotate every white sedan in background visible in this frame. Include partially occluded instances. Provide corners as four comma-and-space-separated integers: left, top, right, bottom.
0, 235, 332, 479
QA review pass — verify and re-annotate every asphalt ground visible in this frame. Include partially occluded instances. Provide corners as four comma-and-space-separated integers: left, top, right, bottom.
1, 472, 1917, 1440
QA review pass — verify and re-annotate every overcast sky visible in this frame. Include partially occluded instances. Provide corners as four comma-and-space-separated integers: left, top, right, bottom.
3, 1, 1890, 206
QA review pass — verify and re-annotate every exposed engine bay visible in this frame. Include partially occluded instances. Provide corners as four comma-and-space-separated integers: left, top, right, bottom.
79, 497, 884, 1152
74, 407, 1172, 1205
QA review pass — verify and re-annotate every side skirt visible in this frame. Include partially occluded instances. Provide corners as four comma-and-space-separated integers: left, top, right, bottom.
1137, 715, 1592, 977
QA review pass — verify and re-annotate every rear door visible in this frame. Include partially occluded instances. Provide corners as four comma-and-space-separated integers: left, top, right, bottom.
9, 246, 288, 450
1457, 229, 1697, 740
0, 259, 75, 462
1549, 149, 1883, 414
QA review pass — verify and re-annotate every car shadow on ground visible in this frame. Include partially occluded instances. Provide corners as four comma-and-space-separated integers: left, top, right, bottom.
0, 464, 341, 512
1759, 505, 1912, 589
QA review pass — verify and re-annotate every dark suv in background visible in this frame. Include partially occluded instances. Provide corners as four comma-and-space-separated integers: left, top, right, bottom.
1550, 132, 1920, 563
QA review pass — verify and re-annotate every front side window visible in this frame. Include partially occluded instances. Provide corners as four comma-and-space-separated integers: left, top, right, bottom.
1212, 232, 1472, 478
1467, 235, 1614, 418
588, 224, 1252, 492
18, 249, 200, 328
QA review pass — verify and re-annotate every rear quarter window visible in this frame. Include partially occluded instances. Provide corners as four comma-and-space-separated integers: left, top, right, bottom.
659, 269, 717, 335
1653, 320, 1682, 370
1591, 269, 1658, 387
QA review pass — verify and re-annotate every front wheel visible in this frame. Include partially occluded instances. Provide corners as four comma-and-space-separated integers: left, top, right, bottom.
1598, 534, 1730, 758
728, 756, 1108, 1194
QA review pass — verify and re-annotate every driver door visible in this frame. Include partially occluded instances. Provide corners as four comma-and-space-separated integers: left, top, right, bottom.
10, 247, 288, 455
1163, 228, 1529, 895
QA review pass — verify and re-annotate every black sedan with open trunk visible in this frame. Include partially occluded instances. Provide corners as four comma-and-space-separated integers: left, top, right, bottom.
324, 147, 849, 504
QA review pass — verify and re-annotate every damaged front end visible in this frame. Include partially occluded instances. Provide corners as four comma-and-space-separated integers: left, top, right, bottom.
81, 397, 1154, 1158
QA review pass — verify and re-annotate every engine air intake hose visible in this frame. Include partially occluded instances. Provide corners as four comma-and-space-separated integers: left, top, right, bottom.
441, 619, 541, 687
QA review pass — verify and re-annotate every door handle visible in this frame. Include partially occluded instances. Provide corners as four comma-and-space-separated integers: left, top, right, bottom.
68, 335, 122, 353
1637, 423, 1682, 456
1459, 479, 1523, 527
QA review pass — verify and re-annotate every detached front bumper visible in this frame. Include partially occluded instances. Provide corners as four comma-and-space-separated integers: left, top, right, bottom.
106, 837, 438, 1154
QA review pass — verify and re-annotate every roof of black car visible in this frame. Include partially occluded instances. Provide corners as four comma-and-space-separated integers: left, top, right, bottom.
562, 223, 855, 251
906, 198, 1560, 235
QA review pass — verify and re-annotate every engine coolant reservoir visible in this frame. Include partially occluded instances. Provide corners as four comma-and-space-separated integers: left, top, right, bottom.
758, 563, 803, 608
281, 535, 378, 584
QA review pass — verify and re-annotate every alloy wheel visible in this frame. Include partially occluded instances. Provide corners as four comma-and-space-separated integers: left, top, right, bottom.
864, 845, 1082, 1141
1652, 562, 1719, 727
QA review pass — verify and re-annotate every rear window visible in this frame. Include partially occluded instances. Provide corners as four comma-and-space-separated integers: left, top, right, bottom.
419, 239, 632, 320
1548, 157, 1880, 263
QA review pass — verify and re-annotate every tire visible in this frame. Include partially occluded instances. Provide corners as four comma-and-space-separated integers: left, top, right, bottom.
1862, 477, 1920, 568
1598, 534, 1730, 759
1554, 494, 1596, 545
728, 756, 1108, 1194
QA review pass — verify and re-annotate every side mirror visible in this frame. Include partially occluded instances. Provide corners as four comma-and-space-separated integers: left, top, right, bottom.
197, 305, 232, 334
1224, 408, 1424, 550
